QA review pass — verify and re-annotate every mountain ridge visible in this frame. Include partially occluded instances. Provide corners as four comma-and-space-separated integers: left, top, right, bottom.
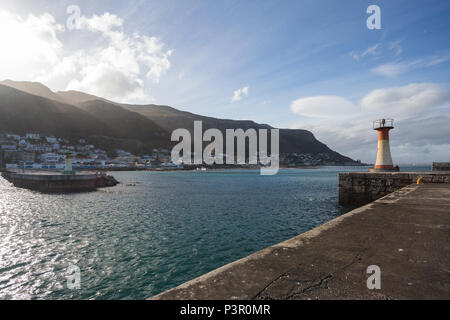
0, 80, 357, 163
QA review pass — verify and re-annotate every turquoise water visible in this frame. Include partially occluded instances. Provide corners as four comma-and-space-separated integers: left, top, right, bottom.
0, 166, 430, 299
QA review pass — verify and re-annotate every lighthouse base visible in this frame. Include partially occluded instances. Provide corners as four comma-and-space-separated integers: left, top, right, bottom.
369, 167, 400, 172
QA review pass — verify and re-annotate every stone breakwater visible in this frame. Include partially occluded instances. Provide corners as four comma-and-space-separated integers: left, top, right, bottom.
1, 170, 118, 192
432, 162, 450, 172
338, 171, 450, 205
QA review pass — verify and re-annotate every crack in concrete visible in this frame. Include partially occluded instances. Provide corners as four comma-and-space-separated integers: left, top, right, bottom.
285, 274, 333, 300
254, 252, 364, 300
252, 266, 298, 300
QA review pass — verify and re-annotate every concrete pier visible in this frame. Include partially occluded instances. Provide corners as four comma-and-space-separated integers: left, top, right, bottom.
1, 170, 118, 192
338, 171, 450, 205
152, 184, 450, 300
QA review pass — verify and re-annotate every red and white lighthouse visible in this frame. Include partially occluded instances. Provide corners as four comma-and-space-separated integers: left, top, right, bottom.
371, 119, 398, 172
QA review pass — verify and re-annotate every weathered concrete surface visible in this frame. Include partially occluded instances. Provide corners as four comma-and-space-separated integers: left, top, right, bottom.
152, 184, 450, 300
338, 171, 450, 205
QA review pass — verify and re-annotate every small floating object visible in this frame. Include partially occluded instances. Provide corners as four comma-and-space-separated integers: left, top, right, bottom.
417, 177, 423, 184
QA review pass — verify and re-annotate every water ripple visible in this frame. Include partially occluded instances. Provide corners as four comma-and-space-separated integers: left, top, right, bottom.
0, 167, 401, 299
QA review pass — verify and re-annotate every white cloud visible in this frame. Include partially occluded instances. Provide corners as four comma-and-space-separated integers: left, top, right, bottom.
371, 63, 406, 77
372, 54, 450, 78
231, 86, 249, 102
389, 40, 403, 57
351, 41, 403, 62
360, 83, 450, 119
0, 9, 172, 103
290, 96, 359, 118
290, 83, 450, 163
350, 44, 380, 60
0, 10, 64, 81
79, 12, 122, 34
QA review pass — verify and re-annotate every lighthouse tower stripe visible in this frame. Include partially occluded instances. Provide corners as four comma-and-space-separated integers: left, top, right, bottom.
374, 128, 394, 169
378, 129, 390, 140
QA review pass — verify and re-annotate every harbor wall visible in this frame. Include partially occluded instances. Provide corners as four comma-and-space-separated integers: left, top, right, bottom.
338, 171, 450, 205
1, 171, 98, 192
1, 171, 118, 192
433, 162, 450, 171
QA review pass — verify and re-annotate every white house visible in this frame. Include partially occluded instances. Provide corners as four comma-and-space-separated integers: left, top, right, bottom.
6, 134, 20, 140
26, 133, 40, 140
25, 144, 47, 153
116, 149, 132, 157
41, 153, 64, 164
1, 144, 16, 150
46, 136, 58, 144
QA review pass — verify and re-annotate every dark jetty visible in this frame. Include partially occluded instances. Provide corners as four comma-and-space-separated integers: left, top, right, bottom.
1, 170, 118, 192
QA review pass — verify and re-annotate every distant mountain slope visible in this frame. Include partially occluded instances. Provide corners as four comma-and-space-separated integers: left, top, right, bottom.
77, 100, 167, 142
123, 104, 353, 160
56, 90, 110, 104
0, 85, 170, 154
122, 104, 271, 132
0, 80, 357, 163
0, 84, 109, 137
0, 80, 69, 103
0, 80, 109, 105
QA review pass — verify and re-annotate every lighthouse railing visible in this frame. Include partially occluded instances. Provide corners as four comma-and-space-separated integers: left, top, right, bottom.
373, 119, 394, 129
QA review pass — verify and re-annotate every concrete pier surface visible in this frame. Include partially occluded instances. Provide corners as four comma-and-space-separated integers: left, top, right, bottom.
152, 184, 450, 300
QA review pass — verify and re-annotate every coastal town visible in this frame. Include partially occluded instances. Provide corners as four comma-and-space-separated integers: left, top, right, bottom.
0, 132, 362, 171
0, 133, 178, 171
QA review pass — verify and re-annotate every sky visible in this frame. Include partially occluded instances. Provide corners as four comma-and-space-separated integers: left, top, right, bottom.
0, 0, 449, 163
